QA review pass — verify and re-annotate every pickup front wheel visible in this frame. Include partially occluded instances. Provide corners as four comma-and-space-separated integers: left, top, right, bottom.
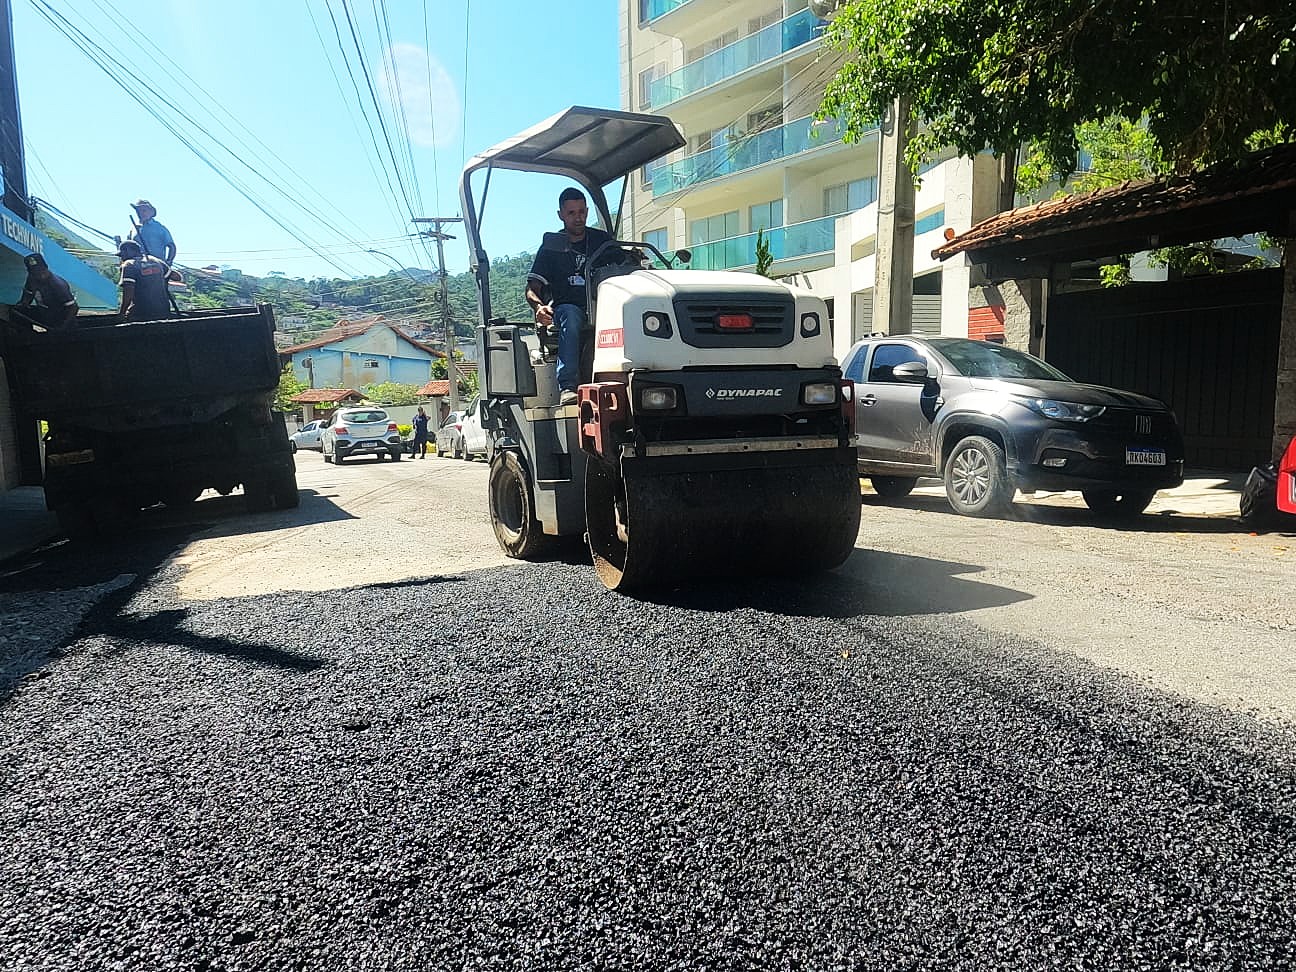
944, 435, 1013, 517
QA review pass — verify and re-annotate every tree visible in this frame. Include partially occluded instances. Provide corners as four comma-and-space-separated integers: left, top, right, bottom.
274, 363, 308, 412
361, 381, 420, 406
819, 0, 1296, 177
754, 229, 774, 277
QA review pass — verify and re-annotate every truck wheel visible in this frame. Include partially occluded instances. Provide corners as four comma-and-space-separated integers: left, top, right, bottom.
944, 435, 1013, 517
488, 451, 548, 559
56, 505, 98, 541
390, 449, 402, 462
453, 439, 463, 460
870, 476, 917, 499
1083, 488, 1156, 517
161, 487, 203, 508
272, 474, 300, 510
244, 480, 275, 513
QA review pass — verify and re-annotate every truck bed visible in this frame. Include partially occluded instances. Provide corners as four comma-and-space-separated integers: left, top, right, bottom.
1, 305, 281, 431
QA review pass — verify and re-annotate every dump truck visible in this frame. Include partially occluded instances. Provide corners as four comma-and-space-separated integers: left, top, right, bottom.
460, 107, 861, 591
0, 303, 298, 538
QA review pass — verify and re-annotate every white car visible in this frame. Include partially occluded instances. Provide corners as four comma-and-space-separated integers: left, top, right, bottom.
459, 398, 491, 461
321, 407, 404, 464
289, 420, 324, 453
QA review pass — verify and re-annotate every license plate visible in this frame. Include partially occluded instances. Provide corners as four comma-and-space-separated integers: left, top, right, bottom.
363, 440, 381, 447
1126, 447, 1165, 466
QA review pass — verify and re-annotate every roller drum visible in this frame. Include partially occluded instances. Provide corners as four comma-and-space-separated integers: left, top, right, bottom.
586, 449, 861, 592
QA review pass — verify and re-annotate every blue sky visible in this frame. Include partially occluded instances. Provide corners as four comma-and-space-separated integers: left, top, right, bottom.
14, 0, 622, 279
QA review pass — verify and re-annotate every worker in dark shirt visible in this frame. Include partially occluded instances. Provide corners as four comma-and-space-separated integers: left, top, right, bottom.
525, 187, 628, 405
16, 253, 79, 329
117, 240, 171, 322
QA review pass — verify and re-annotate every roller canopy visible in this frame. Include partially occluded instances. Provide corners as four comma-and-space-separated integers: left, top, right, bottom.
463, 106, 686, 187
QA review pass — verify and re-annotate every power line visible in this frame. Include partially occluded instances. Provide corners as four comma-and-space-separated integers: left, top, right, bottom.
29, 0, 367, 277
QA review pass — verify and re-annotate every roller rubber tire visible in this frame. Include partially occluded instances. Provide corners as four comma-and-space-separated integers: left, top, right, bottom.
488, 451, 548, 559
944, 435, 1013, 517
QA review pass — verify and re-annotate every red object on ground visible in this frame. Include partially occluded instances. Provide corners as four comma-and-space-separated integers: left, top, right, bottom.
1277, 435, 1296, 515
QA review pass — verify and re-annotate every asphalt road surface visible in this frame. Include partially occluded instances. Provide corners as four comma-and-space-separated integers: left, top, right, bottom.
1, 450, 1293, 970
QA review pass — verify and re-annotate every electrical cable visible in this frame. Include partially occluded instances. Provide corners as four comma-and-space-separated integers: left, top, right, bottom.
29, 0, 367, 277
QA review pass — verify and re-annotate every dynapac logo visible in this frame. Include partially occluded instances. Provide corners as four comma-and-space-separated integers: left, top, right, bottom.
705, 387, 784, 399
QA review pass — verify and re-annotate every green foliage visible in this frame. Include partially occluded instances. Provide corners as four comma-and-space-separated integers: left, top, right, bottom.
361, 381, 420, 406
819, 0, 1296, 177
1098, 263, 1132, 289
1017, 117, 1169, 201
274, 363, 308, 412
754, 229, 774, 277
397, 424, 413, 437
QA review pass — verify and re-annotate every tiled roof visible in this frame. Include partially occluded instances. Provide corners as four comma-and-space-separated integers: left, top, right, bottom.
934, 141, 1296, 262
278, 317, 446, 358
416, 380, 451, 397
290, 388, 364, 403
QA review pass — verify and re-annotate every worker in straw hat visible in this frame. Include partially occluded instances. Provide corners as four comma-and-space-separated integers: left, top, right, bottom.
127, 199, 177, 266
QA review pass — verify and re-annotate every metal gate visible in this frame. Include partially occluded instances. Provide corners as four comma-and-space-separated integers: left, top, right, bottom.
1046, 269, 1282, 469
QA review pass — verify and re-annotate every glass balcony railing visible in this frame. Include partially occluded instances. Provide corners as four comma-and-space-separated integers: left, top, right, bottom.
642, 0, 693, 21
648, 8, 823, 108
687, 216, 837, 271
653, 115, 852, 196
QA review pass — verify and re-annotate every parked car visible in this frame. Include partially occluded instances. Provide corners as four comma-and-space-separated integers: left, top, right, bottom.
435, 410, 465, 459
1240, 434, 1296, 528
842, 335, 1186, 517
289, 420, 324, 453
459, 398, 491, 461
321, 407, 403, 464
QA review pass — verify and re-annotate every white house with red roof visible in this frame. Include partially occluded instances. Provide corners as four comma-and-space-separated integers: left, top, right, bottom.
279, 316, 445, 390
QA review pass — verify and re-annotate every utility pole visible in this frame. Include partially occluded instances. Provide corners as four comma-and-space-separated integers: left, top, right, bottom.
872, 96, 915, 335
413, 217, 463, 413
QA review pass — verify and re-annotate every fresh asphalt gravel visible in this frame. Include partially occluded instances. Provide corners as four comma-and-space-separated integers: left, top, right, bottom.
2, 551, 1295, 972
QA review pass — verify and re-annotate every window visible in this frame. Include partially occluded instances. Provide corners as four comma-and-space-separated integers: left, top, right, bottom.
686, 29, 739, 63
747, 107, 783, 133
638, 63, 665, 110
824, 176, 879, 216
362, 359, 379, 369
640, 160, 658, 189
867, 344, 927, 383
749, 199, 783, 233
690, 210, 740, 245
642, 228, 668, 255
747, 9, 780, 33
843, 344, 869, 383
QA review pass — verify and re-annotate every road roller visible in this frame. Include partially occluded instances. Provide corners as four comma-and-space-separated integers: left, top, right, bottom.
460, 106, 861, 592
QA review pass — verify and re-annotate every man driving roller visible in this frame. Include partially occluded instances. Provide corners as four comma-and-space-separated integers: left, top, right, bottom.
524, 187, 627, 406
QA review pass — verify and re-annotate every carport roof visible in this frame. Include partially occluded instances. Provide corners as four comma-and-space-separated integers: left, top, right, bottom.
934, 141, 1296, 272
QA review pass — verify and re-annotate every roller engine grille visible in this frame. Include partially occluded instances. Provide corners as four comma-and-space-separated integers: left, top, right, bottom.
672, 294, 794, 348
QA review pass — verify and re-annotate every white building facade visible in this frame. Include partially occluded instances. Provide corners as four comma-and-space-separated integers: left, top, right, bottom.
618, 0, 1008, 360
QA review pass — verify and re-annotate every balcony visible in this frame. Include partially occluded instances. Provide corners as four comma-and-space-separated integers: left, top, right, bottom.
653, 115, 853, 197
687, 216, 837, 271
647, 8, 824, 109
642, 0, 694, 21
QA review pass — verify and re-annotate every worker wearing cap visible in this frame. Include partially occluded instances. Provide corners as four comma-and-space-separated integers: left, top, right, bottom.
117, 240, 171, 322
16, 253, 79, 329
127, 199, 176, 266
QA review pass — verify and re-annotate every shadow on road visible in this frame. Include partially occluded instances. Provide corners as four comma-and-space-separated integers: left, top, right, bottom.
862, 493, 1248, 535
635, 547, 1031, 619
97, 608, 326, 673
0, 486, 357, 703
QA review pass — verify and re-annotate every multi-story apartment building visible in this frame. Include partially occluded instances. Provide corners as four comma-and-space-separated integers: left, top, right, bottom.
618, 0, 1008, 361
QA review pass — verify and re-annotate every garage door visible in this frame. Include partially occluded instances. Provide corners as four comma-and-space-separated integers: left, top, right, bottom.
1046, 269, 1282, 470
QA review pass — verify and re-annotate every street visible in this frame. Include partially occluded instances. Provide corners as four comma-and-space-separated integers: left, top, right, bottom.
1, 452, 1294, 970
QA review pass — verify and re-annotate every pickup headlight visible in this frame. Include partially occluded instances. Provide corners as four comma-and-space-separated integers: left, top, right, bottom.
1019, 398, 1106, 422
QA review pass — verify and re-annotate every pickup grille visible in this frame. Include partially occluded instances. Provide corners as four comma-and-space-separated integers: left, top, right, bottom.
672, 294, 794, 349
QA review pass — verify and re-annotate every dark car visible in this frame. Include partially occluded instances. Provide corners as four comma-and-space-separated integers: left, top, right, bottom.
842, 336, 1185, 517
